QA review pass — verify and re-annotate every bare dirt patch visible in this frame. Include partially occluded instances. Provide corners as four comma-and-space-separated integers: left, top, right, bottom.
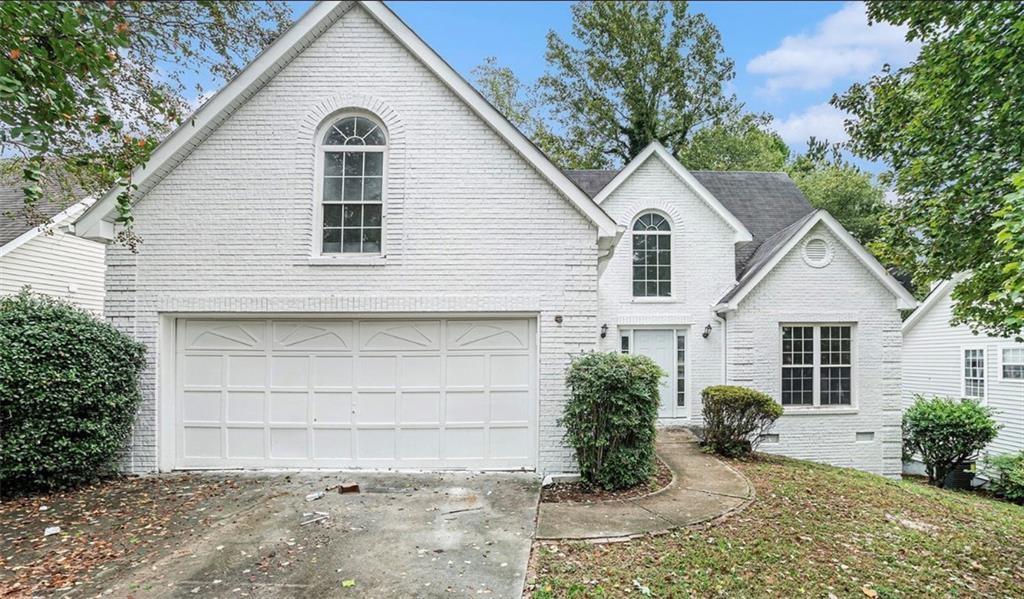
540, 458, 672, 504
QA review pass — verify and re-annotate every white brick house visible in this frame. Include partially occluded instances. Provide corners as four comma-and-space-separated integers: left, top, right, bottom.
74, 0, 916, 477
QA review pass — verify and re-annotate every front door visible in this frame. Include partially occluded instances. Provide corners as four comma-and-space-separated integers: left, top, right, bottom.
633, 329, 676, 418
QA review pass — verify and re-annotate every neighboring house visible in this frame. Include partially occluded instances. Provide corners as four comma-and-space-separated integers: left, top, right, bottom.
902, 277, 1024, 467
73, 0, 916, 477
0, 186, 104, 313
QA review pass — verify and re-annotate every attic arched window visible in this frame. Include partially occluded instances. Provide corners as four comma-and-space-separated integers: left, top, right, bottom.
319, 115, 386, 254
632, 212, 671, 297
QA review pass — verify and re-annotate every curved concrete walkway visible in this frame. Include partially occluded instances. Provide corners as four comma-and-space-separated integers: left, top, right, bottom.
536, 429, 754, 540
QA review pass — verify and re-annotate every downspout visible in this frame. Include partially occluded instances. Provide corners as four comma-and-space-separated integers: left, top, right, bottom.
713, 311, 727, 384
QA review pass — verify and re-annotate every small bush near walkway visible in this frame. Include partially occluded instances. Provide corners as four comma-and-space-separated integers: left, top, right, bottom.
0, 291, 146, 495
903, 395, 1000, 488
986, 451, 1024, 504
701, 385, 783, 457
561, 352, 663, 491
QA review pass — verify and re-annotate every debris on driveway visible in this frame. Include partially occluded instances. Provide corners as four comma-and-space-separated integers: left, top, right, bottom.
43, 525, 61, 536
305, 491, 326, 502
326, 482, 360, 494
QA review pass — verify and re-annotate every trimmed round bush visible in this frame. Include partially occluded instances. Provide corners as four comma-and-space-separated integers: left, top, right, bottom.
903, 395, 1000, 488
701, 385, 783, 457
0, 291, 146, 495
561, 352, 664, 491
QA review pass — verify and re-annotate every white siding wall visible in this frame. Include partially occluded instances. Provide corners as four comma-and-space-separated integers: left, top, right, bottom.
1, 228, 105, 313
726, 223, 904, 477
903, 286, 1024, 457
106, 4, 599, 474
596, 156, 737, 420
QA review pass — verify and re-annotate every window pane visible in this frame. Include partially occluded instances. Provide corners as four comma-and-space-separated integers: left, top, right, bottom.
324, 127, 346, 145
323, 204, 344, 227
364, 128, 386, 146
659, 281, 671, 296
658, 266, 671, 281
324, 152, 345, 176
362, 228, 382, 253
364, 152, 383, 176
820, 366, 851, 405
782, 367, 814, 405
342, 204, 362, 227
322, 229, 341, 253
343, 152, 363, 176
343, 178, 362, 202
323, 178, 344, 202
820, 326, 851, 366
342, 228, 362, 253
363, 204, 382, 227
364, 177, 383, 202
633, 282, 644, 296
646, 282, 658, 296
338, 117, 356, 138
658, 250, 671, 265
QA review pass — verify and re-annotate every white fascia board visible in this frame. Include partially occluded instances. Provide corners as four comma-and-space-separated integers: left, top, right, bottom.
719, 210, 918, 312
74, 0, 349, 238
902, 273, 969, 334
591, 142, 753, 243
75, 0, 619, 242
1, 198, 96, 257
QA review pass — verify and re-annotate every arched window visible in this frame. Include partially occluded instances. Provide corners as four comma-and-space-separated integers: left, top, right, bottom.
320, 115, 386, 254
632, 212, 671, 297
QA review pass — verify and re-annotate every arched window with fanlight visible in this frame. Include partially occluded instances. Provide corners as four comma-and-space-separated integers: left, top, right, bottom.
319, 114, 386, 254
632, 212, 671, 297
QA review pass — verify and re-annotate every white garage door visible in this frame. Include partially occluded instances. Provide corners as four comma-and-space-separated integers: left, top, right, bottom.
173, 318, 536, 470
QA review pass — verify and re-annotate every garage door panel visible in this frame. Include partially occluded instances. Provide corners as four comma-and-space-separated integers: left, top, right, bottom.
273, 321, 353, 351
360, 320, 441, 351
175, 318, 535, 469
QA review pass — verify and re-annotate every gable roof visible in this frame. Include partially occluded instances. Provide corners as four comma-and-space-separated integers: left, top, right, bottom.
1, 182, 94, 256
586, 143, 752, 243
74, 0, 618, 241
713, 210, 918, 311
901, 274, 967, 334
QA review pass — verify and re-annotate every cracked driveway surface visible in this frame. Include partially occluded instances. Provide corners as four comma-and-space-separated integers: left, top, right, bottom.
82, 471, 539, 598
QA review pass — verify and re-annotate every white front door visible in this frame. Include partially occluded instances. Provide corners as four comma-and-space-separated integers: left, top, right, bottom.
633, 329, 677, 418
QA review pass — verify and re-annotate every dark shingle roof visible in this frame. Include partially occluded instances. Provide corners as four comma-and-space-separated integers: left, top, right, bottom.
0, 182, 78, 247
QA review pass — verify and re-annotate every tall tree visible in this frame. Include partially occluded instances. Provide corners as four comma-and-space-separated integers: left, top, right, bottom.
677, 113, 789, 172
0, 1, 291, 240
833, 1, 1024, 337
537, 0, 739, 168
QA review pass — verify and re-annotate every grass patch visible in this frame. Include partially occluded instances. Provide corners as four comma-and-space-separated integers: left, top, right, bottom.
530, 454, 1024, 597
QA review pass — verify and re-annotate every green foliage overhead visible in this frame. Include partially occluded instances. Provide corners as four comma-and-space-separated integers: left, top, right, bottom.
0, 291, 147, 495
561, 352, 664, 491
700, 385, 783, 458
903, 395, 1000, 488
677, 113, 789, 172
0, 1, 291, 243
833, 1, 1024, 336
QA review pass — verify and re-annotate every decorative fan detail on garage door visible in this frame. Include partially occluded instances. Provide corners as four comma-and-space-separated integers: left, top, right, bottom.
363, 323, 438, 349
187, 322, 263, 349
449, 322, 526, 349
274, 323, 352, 350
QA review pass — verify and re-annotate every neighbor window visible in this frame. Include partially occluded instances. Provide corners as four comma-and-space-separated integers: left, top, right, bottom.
963, 348, 986, 398
320, 115, 386, 254
1002, 347, 1024, 381
632, 213, 671, 297
781, 325, 852, 406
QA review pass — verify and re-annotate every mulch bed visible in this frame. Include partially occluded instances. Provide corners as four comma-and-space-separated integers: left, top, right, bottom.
540, 458, 673, 504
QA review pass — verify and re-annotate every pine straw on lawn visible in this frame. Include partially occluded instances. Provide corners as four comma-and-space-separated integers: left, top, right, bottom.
529, 454, 1024, 598
0, 474, 259, 597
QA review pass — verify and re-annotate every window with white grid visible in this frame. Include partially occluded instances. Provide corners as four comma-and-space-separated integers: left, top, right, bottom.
676, 334, 686, 407
1002, 347, 1024, 381
782, 325, 854, 407
320, 115, 385, 254
632, 213, 671, 297
963, 348, 986, 398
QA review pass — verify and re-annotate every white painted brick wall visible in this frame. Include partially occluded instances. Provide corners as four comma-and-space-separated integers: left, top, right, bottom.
106, 4, 599, 474
725, 223, 904, 477
596, 155, 736, 421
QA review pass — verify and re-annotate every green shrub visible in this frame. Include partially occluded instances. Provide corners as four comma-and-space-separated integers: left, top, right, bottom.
0, 291, 146, 495
903, 395, 1000, 488
561, 352, 664, 491
985, 451, 1024, 504
701, 385, 783, 457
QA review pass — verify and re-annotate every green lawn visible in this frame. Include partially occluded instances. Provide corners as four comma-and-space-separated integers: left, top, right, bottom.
530, 454, 1024, 598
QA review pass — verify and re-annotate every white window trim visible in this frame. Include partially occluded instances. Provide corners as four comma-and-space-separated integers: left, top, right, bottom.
618, 326, 690, 420
630, 211, 673, 300
960, 345, 989, 401
779, 323, 858, 412
998, 344, 1024, 383
311, 113, 388, 262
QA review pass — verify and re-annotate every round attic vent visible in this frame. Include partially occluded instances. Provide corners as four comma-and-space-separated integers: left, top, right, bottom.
802, 237, 833, 268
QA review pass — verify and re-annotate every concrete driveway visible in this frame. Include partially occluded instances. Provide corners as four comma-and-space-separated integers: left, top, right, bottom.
78, 471, 540, 598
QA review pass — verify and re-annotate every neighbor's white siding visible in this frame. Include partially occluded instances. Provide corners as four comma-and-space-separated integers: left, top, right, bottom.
596, 155, 737, 420
1, 227, 105, 313
105, 4, 599, 474
726, 223, 904, 477
903, 285, 1024, 458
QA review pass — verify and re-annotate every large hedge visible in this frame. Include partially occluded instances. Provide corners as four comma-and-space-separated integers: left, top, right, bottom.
0, 291, 146, 494
903, 395, 1000, 488
561, 351, 664, 490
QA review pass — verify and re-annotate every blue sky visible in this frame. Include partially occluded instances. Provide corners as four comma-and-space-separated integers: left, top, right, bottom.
261, 1, 920, 172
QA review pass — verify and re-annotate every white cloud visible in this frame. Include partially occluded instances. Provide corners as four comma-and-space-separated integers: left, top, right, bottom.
772, 102, 850, 145
747, 2, 919, 94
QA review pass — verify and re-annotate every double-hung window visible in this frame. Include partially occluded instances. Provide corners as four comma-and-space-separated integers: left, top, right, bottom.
1001, 346, 1024, 381
781, 325, 853, 407
962, 348, 986, 398
320, 115, 386, 254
